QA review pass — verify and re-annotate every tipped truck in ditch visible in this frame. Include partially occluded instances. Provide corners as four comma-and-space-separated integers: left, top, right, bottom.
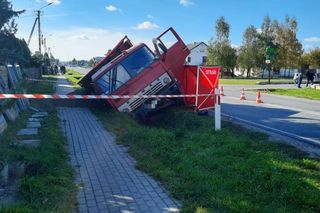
79, 27, 218, 116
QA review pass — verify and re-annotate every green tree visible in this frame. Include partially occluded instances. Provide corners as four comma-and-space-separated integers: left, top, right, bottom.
273, 16, 303, 73
237, 25, 265, 77
207, 17, 237, 77
0, 0, 27, 64
304, 48, 320, 69
0, 0, 24, 34
88, 58, 96, 67
260, 16, 277, 48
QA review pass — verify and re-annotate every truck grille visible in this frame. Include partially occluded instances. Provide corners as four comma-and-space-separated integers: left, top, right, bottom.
118, 72, 171, 112
128, 82, 163, 110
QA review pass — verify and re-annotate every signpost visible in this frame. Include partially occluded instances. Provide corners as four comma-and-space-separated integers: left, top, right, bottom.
266, 47, 276, 84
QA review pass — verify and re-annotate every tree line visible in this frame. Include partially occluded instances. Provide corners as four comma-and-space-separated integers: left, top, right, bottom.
0, 0, 53, 67
207, 16, 320, 78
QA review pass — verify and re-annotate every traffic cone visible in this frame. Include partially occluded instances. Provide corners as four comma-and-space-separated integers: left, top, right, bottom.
256, 90, 263, 104
221, 86, 225, 96
240, 88, 246, 100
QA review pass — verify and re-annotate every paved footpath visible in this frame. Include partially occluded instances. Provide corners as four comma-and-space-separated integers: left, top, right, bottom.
56, 76, 180, 213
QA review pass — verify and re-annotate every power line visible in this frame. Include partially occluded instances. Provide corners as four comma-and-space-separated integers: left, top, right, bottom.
27, 2, 53, 55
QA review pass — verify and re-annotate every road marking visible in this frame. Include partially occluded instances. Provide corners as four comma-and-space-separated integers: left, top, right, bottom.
221, 112, 320, 147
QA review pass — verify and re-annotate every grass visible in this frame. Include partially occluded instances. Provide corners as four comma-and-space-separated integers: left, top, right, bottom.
0, 77, 76, 212
261, 88, 320, 101
64, 69, 84, 88
0, 112, 77, 213
94, 107, 320, 213
25, 76, 56, 95
220, 78, 293, 85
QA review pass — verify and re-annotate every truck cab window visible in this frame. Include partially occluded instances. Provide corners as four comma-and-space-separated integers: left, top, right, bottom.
115, 64, 131, 89
96, 71, 111, 94
158, 30, 178, 51
97, 64, 131, 94
121, 47, 154, 77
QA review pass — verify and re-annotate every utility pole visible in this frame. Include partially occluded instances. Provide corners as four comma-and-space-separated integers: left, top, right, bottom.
37, 10, 41, 54
27, 2, 53, 55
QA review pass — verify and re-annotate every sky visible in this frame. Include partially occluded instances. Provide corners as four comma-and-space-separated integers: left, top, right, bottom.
11, 0, 320, 61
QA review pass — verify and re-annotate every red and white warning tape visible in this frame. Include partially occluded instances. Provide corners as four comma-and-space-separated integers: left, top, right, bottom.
0, 94, 216, 100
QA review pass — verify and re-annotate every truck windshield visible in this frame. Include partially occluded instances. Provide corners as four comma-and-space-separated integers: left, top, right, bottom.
96, 64, 131, 95
96, 46, 154, 95
121, 47, 154, 77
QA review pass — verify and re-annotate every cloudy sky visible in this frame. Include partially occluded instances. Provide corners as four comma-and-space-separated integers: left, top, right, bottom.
12, 0, 320, 61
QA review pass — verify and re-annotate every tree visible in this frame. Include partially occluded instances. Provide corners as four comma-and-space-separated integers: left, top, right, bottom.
0, 0, 27, 64
0, 0, 24, 35
273, 16, 303, 73
237, 25, 265, 77
207, 17, 237, 77
88, 58, 96, 67
260, 16, 277, 47
303, 48, 320, 69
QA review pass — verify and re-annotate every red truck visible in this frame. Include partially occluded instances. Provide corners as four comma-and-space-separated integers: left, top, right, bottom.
79, 28, 219, 116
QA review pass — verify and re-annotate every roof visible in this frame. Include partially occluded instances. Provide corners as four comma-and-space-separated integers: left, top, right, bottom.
187, 42, 208, 51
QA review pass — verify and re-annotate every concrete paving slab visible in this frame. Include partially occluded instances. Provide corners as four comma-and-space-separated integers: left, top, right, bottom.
27, 121, 41, 128
28, 118, 43, 122
17, 128, 38, 136
20, 139, 41, 147
32, 112, 48, 118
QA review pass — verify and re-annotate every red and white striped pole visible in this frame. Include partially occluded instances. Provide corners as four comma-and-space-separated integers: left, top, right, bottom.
215, 88, 221, 131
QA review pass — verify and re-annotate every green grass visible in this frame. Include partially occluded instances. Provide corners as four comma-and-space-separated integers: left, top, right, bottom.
0, 77, 76, 212
94, 108, 320, 213
0, 112, 77, 213
261, 88, 320, 101
64, 69, 84, 88
25, 76, 56, 94
220, 78, 293, 85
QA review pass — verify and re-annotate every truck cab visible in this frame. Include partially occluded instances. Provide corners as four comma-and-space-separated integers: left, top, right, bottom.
79, 28, 190, 114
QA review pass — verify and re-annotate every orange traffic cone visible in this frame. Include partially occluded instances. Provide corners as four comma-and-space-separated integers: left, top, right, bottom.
221, 86, 225, 96
240, 88, 246, 100
256, 90, 263, 104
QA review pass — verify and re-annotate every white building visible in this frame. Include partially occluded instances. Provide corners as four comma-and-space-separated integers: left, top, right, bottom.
186, 42, 208, 65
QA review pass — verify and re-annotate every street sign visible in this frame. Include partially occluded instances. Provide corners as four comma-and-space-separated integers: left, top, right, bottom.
266, 47, 276, 62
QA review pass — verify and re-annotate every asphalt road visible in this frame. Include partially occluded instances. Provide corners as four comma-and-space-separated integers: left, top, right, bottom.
221, 84, 320, 154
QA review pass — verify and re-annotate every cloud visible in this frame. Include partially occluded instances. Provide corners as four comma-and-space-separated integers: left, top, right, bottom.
46, 0, 61, 5
147, 14, 154, 19
71, 35, 97, 40
133, 21, 159, 30
304, 37, 320, 43
106, 5, 118, 12
179, 0, 194, 6
18, 27, 153, 61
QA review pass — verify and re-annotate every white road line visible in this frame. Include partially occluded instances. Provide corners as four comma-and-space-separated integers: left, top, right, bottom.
221, 112, 320, 147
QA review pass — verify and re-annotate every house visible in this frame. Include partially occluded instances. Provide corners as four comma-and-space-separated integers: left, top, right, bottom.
186, 42, 208, 65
